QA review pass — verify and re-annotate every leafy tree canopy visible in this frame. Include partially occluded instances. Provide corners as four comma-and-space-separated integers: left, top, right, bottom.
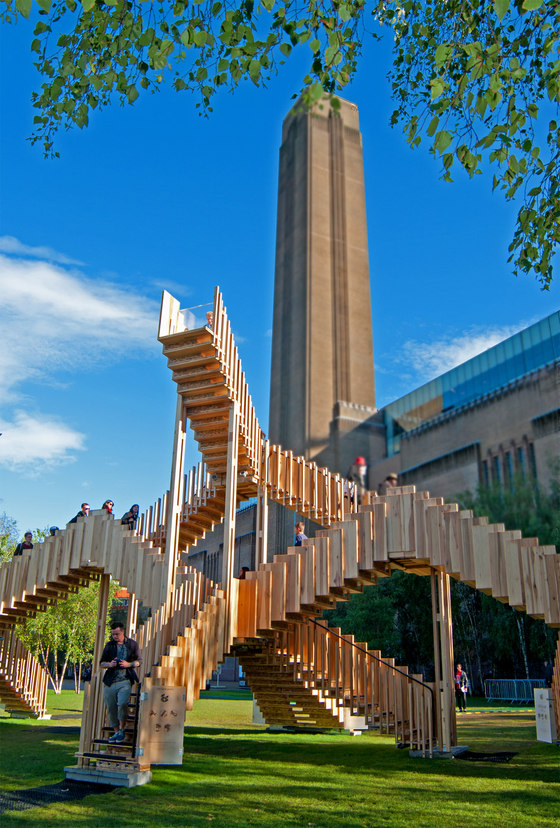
2, 0, 558, 286
0, 511, 19, 562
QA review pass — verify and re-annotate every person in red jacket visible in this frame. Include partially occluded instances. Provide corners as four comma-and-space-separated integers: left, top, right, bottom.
455, 663, 469, 712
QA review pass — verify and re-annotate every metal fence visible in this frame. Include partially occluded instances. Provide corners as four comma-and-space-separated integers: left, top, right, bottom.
484, 678, 545, 703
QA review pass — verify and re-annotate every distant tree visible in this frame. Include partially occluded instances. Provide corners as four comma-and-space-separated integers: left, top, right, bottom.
456, 463, 560, 549
0, 512, 18, 562
17, 579, 117, 693
2, 0, 558, 285
326, 467, 559, 691
452, 465, 560, 691
324, 570, 435, 677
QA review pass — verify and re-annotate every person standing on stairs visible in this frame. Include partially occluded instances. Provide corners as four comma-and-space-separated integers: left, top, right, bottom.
121, 504, 139, 530
294, 521, 307, 546
13, 531, 33, 556
68, 503, 90, 523
100, 621, 142, 743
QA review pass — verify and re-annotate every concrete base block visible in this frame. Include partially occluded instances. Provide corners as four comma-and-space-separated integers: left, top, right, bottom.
409, 745, 469, 759
64, 765, 152, 788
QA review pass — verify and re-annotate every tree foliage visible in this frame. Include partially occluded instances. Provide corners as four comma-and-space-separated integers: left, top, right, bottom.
0, 512, 19, 562
386, 0, 560, 287
17, 579, 117, 692
2, 0, 558, 285
456, 462, 560, 549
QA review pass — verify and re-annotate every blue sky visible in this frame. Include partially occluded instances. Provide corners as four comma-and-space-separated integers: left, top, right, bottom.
0, 11, 557, 537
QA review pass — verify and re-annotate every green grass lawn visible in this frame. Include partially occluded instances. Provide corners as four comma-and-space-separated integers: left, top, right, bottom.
1, 691, 558, 827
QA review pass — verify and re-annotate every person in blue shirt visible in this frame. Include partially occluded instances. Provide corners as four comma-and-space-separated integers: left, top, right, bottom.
294, 521, 307, 547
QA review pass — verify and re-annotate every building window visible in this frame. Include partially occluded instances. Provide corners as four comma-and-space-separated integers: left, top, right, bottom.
516, 446, 526, 478
482, 459, 490, 487
492, 455, 502, 484
505, 451, 514, 488
529, 443, 538, 479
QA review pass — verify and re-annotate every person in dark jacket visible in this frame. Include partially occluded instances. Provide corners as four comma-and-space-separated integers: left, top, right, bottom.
102, 500, 114, 515
69, 503, 90, 524
121, 504, 139, 530
99, 622, 141, 743
13, 532, 33, 556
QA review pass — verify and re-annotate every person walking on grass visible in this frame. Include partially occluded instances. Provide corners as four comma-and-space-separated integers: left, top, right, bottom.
455, 663, 469, 712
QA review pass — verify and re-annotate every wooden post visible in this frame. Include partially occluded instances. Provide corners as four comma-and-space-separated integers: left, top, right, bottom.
127, 594, 139, 638
431, 570, 456, 752
162, 394, 187, 608
222, 403, 240, 646
255, 484, 269, 568
430, 570, 443, 753
439, 571, 457, 748
77, 572, 110, 767
93, 574, 111, 676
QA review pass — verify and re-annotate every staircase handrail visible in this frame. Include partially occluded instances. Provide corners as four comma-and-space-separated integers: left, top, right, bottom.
309, 619, 435, 703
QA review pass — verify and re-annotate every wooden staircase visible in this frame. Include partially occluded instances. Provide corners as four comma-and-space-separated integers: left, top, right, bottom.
0, 627, 48, 717
1, 287, 558, 783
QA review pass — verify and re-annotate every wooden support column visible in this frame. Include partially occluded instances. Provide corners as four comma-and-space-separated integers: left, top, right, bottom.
430, 568, 456, 752
430, 571, 443, 753
162, 394, 187, 609
439, 571, 457, 748
222, 403, 240, 647
255, 485, 269, 568
92, 574, 111, 681
127, 594, 139, 639
76, 572, 110, 767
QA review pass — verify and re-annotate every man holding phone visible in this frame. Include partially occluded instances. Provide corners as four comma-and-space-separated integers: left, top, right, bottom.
100, 621, 142, 743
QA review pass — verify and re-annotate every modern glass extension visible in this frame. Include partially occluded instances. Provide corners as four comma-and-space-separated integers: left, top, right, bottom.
384, 311, 560, 456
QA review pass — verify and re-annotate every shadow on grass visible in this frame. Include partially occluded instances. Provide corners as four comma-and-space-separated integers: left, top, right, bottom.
0, 724, 80, 790
181, 726, 560, 786
1, 717, 558, 827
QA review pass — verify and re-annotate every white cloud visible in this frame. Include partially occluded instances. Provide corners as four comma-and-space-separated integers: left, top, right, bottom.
0, 253, 159, 396
0, 410, 85, 470
0, 235, 83, 266
398, 323, 527, 384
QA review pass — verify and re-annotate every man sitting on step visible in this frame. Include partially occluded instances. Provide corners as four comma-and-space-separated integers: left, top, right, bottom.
100, 621, 142, 743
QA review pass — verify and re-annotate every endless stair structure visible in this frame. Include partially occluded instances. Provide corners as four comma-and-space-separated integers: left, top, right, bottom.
0, 288, 558, 785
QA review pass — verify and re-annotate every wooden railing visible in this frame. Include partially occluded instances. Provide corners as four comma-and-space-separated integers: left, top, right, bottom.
306, 620, 435, 755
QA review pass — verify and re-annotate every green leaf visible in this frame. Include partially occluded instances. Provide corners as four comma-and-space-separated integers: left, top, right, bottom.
427, 116, 439, 137
126, 85, 139, 104
493, 0, 510, 19
193, 30, 207, 47
430, 78, 445, 100
522, 0, 544, 8
37, 0, 52, 11
310, 38, 321, 53
81, 0, 96, 11
15, 0, 31, 17
434, 44, 451, 68
434, 130, 452, 153
249, 59, 260, 83
308, 81, 324, 103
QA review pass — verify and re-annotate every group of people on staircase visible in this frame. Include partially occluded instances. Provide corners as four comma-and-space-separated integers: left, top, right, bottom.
12, 503, 141, 558
68, 501, 140, 529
